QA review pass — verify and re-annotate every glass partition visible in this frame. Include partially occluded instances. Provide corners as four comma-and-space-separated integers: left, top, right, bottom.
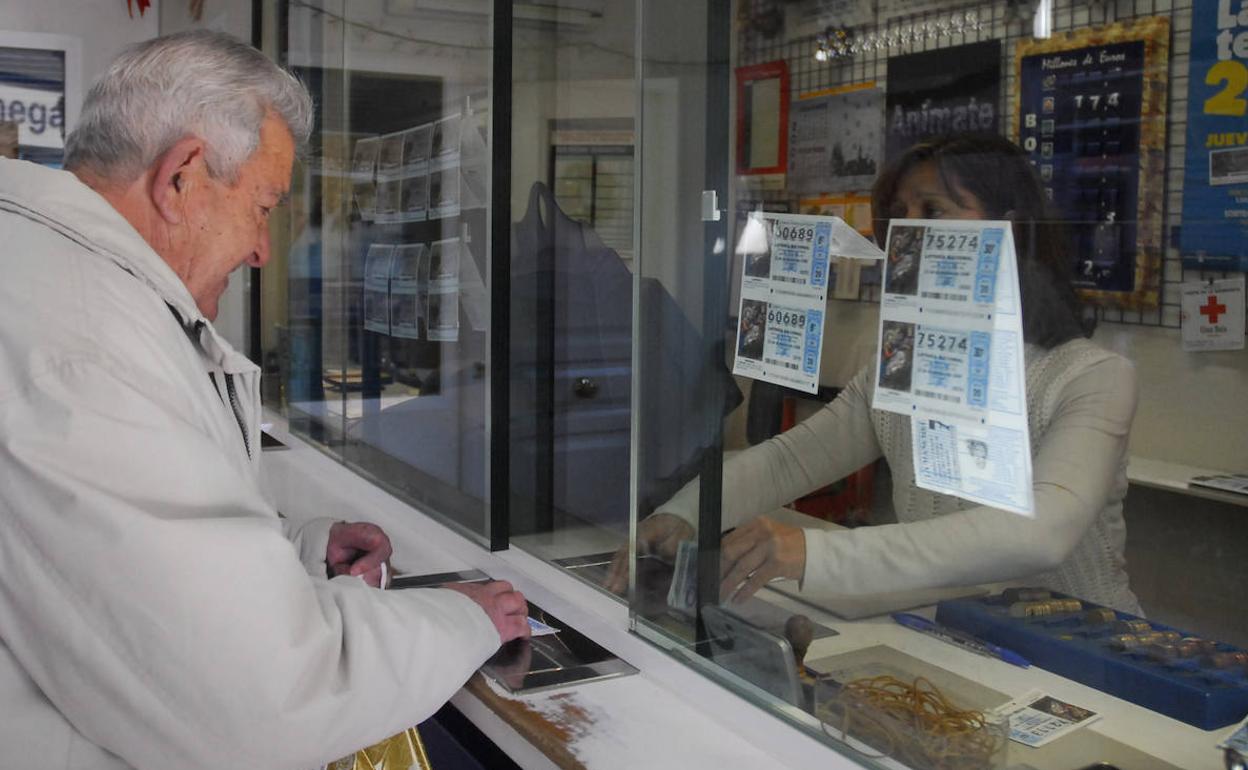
502, 0, 747, 598
503, 2, 643, 572
627, 1, 1248, 769
261, 1, 1248, 768
266, 0, 499, 544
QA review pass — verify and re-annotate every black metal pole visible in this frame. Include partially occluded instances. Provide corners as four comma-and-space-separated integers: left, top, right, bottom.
695, 0, 732, 648
489, 0, 514, 551
249, 0, 267, 365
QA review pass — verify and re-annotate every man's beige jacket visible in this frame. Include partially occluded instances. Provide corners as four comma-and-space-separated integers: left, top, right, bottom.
0, 159, 499, 769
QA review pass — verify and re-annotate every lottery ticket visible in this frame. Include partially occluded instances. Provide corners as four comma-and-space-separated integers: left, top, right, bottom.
732, 212, 882, 393
667, 539, 698, 614
874, 219, 1034, 516
527, 617, 560, 637
991, 689, 1101, 748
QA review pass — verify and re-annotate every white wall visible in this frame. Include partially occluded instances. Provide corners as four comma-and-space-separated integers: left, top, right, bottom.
511, 77, 634, 220
160, 0, 251, 40
286, 1, 489, 81
0, 1, 157, 92
1094, 323, 1248, 473
509, 0, 636, 221
0, 0, 258, 354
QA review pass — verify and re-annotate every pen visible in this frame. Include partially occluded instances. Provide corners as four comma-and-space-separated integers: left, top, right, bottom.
891, 612, 1030, 668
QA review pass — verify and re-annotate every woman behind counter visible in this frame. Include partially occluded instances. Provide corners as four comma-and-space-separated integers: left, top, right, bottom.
607, 133, 1142, 615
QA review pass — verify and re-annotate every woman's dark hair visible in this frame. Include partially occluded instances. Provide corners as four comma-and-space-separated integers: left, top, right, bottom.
871, 133, 1093, 347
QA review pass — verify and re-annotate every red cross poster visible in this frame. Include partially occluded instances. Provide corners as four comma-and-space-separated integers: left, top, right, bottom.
1180, 277, 1245, 352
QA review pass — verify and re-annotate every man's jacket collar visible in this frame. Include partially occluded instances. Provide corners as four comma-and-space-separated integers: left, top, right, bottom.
0, 158, 253, 374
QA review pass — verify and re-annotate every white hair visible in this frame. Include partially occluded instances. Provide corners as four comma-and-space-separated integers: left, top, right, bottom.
65, 30, 312, 183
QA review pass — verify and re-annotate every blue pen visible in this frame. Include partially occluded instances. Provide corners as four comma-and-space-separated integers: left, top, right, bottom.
891, 612, 1031, 668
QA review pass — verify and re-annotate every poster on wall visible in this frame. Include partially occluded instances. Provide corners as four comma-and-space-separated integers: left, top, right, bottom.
736, 61, 789, 176
362, 243, 394, 336
0, 32, 80, 165
788, 84, 883, 195
427, 237, 461, 342
1180, 0, 1248, 271
389, 243, 425, 340
885, 40, 1001, 162
798, 194, 872, 234
1015, 17, 1169, 309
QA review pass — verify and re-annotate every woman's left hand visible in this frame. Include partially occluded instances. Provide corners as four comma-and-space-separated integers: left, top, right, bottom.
718, 517, 806, 603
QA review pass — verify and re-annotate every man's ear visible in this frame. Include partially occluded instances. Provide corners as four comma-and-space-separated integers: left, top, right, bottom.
150, 137, 208, 225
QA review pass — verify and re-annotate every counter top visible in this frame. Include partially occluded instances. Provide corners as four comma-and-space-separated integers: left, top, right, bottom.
1128, 455, 1248, 508
261, 417, 833, 770
780, 591, 1225, 769
261, 415, 1242, 770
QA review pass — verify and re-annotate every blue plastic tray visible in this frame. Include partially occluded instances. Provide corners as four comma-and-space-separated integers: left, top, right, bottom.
935, 592, 1248, 730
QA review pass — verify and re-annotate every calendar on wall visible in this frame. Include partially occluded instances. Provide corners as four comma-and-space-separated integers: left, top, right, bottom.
1015, 17, 1169, 310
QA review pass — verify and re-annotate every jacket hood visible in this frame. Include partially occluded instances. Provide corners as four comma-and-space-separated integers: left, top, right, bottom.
0, 158, 250, 373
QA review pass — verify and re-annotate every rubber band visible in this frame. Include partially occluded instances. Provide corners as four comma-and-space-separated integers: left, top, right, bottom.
820, 675, 1006, 770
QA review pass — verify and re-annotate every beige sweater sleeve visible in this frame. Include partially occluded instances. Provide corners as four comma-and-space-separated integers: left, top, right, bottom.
655, 366, 883, 531
801, 353, 1137, 596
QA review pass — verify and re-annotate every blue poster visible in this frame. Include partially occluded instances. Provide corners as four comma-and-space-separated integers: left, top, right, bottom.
1181, 0, 1248, 271
1018, 39, 1147, 293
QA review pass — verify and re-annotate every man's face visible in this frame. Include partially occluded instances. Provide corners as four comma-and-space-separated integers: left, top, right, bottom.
179, 113, 294, 320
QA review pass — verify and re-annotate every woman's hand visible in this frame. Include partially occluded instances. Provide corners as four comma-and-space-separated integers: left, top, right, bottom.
718, 517, 806, 603
603, 513, 694, 594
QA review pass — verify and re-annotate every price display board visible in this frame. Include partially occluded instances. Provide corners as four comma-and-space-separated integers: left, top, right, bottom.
1015, 18, 1169, 309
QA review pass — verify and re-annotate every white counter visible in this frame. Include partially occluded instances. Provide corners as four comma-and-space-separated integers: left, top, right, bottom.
261, 416, 843, 770
261, 415, 1241, 770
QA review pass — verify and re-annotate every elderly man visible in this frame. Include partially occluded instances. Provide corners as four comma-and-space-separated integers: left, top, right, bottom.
0, 30, 527, 769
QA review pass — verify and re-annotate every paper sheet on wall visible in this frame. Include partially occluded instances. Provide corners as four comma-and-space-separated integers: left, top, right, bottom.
787, 87, 883, 195
362, 243, 394, 335
427, 237, 461, 342
873, 219, 1033, 516
389, 243, 425, 340
1179, 277, 1245, 352
732, 213, 883, 393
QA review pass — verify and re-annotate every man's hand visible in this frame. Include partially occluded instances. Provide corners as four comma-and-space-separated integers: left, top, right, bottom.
441, 580, 530, 645
327, 521, 393, 588
603, 513, 694, 595
718, 517, 805, 603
